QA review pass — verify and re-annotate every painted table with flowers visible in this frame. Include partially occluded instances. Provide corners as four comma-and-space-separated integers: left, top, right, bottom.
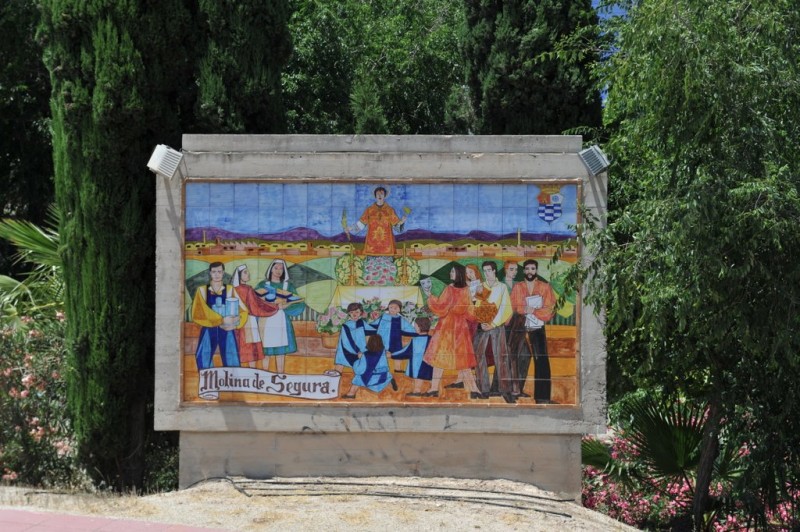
314, 254, 430, 349
329, 286, 425, 311
332, 252, 423, 303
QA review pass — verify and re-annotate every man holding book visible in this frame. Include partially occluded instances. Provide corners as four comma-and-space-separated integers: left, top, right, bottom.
508, 260, 557, 403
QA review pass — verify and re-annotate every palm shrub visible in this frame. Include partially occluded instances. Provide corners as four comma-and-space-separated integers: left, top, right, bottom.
583, 394, 706, 528
0, 211, 178, 491
0, 208, 62, 327
0, 210, 89, 486
583, 393, 799, 529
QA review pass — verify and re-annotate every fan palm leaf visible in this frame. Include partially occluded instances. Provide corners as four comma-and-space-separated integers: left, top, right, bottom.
622, 395, 706, 480
0, 206, 63, 324
582, 436, 641, 485
582, 436, 613, 469
0, 206, 62, 269
713, 436, 746, 484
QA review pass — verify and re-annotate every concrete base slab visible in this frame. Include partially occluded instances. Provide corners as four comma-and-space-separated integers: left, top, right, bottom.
179, 431, 581, 499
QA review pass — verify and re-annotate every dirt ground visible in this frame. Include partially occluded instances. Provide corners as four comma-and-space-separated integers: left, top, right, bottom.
0, 476, 633, 531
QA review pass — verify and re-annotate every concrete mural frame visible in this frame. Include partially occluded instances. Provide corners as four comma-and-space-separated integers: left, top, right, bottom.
154, 135, 607, 497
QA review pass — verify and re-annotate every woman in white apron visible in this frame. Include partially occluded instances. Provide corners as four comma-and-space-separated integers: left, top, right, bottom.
255, 259, 305, 374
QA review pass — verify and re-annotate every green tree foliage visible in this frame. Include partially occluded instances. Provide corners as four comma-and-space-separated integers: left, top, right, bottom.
463, 0, 601, 134
282, 0, 354, 133
585, 0, 800, 526
0, 0, 54, 274
283, 0, 466, 134
350, 76, 389, 134
195, 0, 292, 132
37, 0, 197, 490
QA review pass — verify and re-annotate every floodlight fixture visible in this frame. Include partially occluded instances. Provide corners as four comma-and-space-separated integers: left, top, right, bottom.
147, 144, 184, 178
578, 145, 610, 176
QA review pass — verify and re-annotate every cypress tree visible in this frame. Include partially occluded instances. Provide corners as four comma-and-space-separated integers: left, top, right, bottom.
38, 0, 196, 489
463, 0, 601, 134
195, 0, 292, 132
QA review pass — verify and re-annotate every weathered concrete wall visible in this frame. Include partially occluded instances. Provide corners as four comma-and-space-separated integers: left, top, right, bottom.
155, 135, 607, 498
179, 432, 582, 497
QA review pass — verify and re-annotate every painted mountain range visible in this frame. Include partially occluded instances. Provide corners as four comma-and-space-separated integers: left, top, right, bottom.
185, 227, 574, 243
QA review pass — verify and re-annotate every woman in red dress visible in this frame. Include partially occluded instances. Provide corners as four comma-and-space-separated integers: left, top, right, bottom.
231, 265, 279, 368
422, 264, 480, 397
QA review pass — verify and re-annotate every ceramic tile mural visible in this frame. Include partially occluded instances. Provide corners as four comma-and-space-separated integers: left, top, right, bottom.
183, 181, 580, 406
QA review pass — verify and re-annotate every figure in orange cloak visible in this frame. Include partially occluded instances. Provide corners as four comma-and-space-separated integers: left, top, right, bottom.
422, 264, 482, 397
347, 186, 407, 256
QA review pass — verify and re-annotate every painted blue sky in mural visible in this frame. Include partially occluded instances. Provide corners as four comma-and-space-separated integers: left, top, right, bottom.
186, 182, 578, 238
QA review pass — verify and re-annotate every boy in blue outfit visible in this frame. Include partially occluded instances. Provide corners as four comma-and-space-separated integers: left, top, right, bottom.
370, 299, 415, 373
342, 335, 398, 399
392, 316, 434, 397
328, 302, 376, 376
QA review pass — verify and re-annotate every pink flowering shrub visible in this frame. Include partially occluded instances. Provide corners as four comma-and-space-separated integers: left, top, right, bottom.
583, 429, 800, 530
582, 432, 693, 528
0, 316, 88, 488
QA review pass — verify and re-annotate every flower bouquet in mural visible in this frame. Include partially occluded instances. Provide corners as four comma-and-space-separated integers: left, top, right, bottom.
334, 254, 421, 287
316, 306, 349, 348
316, 306, 349, 334
359, 256, 397, 286
400, 301, 437, 329
360, 296, 385, 322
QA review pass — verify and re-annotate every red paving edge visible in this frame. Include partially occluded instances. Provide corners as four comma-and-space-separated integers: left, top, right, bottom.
0, 508, 226, 531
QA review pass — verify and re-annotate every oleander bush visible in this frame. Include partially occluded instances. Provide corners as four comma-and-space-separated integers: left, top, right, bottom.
582, 394, 800, 530
0, 315, 90, 488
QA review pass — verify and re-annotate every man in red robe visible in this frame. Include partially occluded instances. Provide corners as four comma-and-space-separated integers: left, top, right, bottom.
348, 186, 407, 256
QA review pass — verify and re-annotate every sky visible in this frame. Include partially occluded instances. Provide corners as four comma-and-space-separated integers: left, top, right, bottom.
186, 182, 578, 238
